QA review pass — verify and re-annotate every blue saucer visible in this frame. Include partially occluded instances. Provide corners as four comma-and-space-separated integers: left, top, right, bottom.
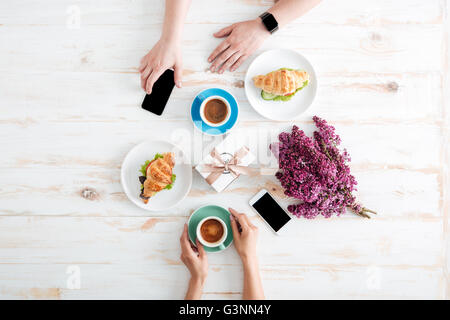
190, 88, 239, 136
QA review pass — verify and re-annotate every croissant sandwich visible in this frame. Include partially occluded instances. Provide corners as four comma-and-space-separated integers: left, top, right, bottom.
252, 68, 309, 101
139, 152, 176, 204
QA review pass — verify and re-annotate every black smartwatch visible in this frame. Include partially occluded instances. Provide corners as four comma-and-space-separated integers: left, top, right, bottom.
259, 12, 279, 34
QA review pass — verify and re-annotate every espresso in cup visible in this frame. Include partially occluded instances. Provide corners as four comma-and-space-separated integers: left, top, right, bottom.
200, 218, 224, 243
204, 99, 228, 124
196, 216, 228, 248
199, 96, 231, 127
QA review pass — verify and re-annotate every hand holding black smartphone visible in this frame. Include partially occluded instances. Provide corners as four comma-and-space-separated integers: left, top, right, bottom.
141, 69, 175, 116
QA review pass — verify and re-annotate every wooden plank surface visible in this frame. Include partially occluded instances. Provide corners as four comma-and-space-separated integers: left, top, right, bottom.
0, 0, 448, 299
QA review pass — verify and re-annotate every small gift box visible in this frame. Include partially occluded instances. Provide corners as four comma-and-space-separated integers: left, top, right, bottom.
195, 137, 255, 192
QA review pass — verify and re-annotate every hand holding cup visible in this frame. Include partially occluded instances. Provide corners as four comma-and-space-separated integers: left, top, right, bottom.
228, 208, 259, 262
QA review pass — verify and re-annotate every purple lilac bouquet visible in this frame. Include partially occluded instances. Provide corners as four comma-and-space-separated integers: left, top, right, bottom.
271, 116, 376, 219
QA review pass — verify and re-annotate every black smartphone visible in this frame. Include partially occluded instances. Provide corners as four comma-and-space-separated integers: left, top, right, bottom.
141, 69, 175, 116
249, 189, 292, 234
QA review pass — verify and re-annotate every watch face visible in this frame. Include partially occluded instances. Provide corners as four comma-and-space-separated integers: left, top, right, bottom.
263, 14, 278, 32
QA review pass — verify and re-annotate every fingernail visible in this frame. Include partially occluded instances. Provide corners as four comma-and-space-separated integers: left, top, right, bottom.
208, 58, 211, 62
176, 81, 182, 88
230, 214, 234, 221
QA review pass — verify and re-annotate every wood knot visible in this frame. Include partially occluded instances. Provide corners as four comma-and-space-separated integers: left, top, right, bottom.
370, 32, 382, 42
233, 80, 244, 88
81, 187, 99, 201
386, 81, 399, 92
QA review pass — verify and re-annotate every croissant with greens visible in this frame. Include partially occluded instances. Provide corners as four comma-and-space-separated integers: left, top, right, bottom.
253, 68, 309, 101
139, 153, 176, 203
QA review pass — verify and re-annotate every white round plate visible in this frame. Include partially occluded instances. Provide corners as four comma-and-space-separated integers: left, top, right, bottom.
121, 140, 192, 211
244, 49, 317, 121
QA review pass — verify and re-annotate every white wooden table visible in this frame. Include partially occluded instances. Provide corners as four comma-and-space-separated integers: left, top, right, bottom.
0, 0, 448, 299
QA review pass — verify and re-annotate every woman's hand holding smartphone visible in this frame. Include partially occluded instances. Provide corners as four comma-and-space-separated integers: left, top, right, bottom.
141, 69, 175, 116
139, 39, 183, 94
139, 37, 183, 116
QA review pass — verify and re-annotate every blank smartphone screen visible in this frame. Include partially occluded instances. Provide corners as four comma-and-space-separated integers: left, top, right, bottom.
252, 193, 291, 232
141, 69, 175, 116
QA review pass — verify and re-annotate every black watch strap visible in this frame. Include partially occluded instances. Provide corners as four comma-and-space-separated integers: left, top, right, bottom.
259, 12, 279, 34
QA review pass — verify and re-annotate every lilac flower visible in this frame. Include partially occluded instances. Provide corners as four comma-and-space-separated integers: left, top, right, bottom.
272, 116, 376, 219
